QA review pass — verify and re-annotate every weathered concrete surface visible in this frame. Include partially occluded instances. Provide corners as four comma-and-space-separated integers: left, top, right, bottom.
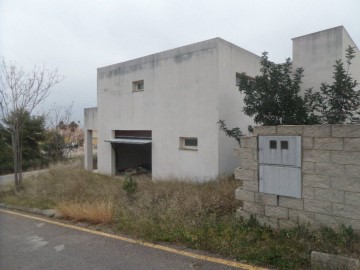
311, 251, 360, 270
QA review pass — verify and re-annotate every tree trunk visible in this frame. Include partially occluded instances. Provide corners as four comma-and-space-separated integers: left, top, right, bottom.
12, 132, 19, 187
13, 123, 23, 190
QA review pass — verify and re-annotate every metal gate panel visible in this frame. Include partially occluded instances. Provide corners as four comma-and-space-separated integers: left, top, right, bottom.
259, 136, 301, 167
259, 135, 302, 198
259, 165, 301, 198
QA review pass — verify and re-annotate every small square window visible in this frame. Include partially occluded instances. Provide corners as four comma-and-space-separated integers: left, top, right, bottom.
179, 137, 198, 150
132, 80, 144, 92
281, 141, 288, 150
270, 140, 277, 149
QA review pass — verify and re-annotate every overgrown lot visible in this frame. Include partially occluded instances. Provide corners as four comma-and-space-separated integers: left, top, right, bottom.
1, 164, 359, 269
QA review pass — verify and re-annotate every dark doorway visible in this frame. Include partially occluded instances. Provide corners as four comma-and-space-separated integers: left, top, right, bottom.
109, 130, 152, 175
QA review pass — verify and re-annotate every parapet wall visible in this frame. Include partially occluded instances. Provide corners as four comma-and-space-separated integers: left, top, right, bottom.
235, 125, 360, 230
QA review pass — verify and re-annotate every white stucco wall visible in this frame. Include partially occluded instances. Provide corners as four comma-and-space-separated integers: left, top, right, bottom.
84, 107, 98, 170
96, 39, 221, 181
292, 26, 360, 93
216, 39, 261, 175
342, 28, 360, 83
84, 107, 98, 130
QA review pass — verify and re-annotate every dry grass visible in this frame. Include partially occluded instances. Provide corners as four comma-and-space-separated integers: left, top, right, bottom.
1, 163, 360, 269
56, 201, 114, 224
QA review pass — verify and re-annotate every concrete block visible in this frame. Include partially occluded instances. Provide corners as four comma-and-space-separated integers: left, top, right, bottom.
314, 138, 343, 150
303, 150, 331, 162
253, 126, 276, 135
331, 176, 360, 192
314, 188, 344, 203
302, 162, 315, 174
332, 203, 360, 219
304, 199, 332, 215
276, 125, 303, 135
303, 174, 330, 189
253, 148, 258, 161
265, 205, 289, 219
235, 188, 255, 202
315, 214, 341, 228
256, 215, 279, 228
303, 137, 314, 149
41, 209, 57, 218
332, 124, 360, 137
341, 217, 360, 231
240, 159, 258, 170
278, 219, 297, 229
258, 193, 277, 206
279, 197, 304, 210
345, 165, 360, 178
345, 192, 360, 206
311, 251, 360, 270
235, 208, 253, 220
315, 163, 344, 176
289, 209, 316, 225
344, 138, 360, 151
303, 125, 331, 137
240, 136, 257, 148
243, 201, 264, 215
331, 151, 360, 165
234, 147, 253, 159
234, 167, 255, 181
302, 186, 315, 199
242, 179, 259, 192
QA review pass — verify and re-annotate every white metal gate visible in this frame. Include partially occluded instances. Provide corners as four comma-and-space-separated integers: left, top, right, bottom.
259, 136, 301, 198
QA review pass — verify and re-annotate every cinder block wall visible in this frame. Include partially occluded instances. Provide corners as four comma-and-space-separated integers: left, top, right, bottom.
235, 125, 360, 230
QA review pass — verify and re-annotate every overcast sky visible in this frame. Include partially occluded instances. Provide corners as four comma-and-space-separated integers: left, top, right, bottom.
1, 0, 360, 124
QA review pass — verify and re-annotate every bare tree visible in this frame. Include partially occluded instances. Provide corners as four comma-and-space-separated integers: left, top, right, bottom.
44, 103, 74, 160
0, 58, 62, 188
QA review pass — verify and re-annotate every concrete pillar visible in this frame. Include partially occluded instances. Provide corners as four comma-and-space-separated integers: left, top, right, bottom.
84, 130, 93, 170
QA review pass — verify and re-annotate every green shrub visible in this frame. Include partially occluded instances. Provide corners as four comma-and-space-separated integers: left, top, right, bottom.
122, 176, 138, 195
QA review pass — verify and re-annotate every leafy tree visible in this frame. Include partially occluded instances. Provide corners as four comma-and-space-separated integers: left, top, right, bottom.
0, 127, 13, 174
0, 111, 47, 175
305, 46, 360, 124
238, 52, 316, 126
219, 52, 319, 144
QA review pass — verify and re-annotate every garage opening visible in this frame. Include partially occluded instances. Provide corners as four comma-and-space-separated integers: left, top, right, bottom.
106, 130, 152, 176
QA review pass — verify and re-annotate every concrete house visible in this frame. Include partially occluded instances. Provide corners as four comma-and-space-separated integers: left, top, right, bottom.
84, 26, 360, 181
84, 38, 261, 180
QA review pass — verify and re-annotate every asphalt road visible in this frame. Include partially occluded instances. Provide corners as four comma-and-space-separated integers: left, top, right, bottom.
0, 210, 254, 270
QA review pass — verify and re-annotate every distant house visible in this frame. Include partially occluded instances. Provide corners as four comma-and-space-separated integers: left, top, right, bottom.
84, 26, 360, 181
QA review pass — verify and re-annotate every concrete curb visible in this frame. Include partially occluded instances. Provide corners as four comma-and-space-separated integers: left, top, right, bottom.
311, 251, 360, 270
0, 203, 58, 218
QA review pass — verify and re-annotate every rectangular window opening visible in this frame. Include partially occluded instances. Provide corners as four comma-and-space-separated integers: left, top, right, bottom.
270, 140, 277, 149
179, 137, 198, 150
236, 73, 256, 87
281, 140, 289, 150
132, 80, 144, 92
